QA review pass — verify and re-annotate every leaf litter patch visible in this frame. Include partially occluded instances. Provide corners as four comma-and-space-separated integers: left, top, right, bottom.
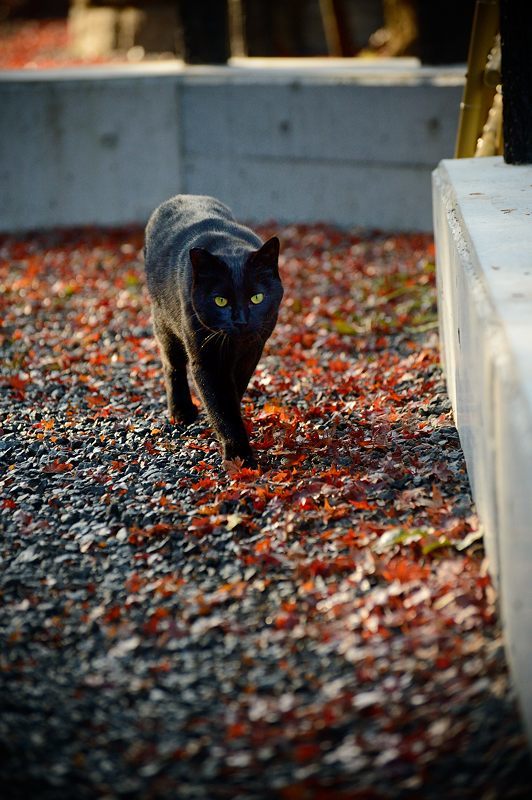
1, 225, 531, 799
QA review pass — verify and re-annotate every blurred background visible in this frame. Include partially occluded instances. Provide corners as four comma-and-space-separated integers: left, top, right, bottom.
0, 0, 475, 69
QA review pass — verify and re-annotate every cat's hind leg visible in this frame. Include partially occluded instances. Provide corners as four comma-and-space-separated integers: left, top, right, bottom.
153, 316, 198, 425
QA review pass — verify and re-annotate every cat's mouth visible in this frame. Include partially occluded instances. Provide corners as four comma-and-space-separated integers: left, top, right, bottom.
230, 328, 259, 344
228, 321, 249, 337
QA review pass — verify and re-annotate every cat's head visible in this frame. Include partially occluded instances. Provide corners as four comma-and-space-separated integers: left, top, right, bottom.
189, 237, 283, 339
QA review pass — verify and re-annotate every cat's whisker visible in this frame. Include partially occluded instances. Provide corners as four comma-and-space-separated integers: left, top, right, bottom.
212, 330, 222, 349
220, 332, 230, 360
200, 329, 224, 350
193, 320, 218, 337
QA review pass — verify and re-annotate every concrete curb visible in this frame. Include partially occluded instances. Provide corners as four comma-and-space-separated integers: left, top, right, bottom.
433, 156, 532, 743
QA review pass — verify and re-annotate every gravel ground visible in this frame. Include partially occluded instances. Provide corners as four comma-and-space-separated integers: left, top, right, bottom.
1, 224, 531, 800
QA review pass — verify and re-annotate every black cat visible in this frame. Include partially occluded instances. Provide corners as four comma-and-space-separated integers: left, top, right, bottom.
144, 195, 283, 467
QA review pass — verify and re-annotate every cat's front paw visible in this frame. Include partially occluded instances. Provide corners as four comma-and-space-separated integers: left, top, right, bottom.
169, 404, 199, 426
241, 453, 258, 470
222, 442, 257, 470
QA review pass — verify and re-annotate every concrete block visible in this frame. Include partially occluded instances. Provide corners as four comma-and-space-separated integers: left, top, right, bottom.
186, 155, 431, 229
181, 79, 459, 166
68, 7, 118, 58
117, 6, 179, 54
180, 66, 461, 230
0, 76, 181, 230
0, 62, 464, 232
69, 3, 178, 57
433, 156, 532, 743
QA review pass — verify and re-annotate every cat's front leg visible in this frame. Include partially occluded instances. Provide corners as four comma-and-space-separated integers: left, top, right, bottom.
153, 315, 198, 425
190, 361, 257, 467
234, 347, 263, 402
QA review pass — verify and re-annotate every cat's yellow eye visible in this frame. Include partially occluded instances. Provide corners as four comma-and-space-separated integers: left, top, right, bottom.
214, 296, 228, 308
250, 292, 264, 305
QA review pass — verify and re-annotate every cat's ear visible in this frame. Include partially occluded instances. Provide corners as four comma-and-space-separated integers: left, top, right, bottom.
250, 237, 280, 277
189, 248, 224, 276
257, 237, 280, 266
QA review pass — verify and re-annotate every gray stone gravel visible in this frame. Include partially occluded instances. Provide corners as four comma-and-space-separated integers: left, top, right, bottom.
1, 227, 532, 800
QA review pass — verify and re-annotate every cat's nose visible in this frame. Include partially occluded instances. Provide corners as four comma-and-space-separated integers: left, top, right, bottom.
233, 320, 247, 332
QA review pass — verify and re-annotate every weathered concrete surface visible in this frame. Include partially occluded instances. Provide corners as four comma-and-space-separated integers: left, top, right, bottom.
433, 156, 532, 743
0, 74, 181, 231
0, 60, 463, 233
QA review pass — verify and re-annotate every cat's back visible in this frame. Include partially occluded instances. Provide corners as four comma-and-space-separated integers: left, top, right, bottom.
144, 195, 227, 297
145, 194, 243, 259
144, 194, 263, 298
147, 194, 232, 235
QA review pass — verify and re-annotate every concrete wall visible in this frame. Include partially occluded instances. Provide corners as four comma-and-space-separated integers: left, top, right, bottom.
0, 61, 463, 233
0, 73, 181, 231
433, 157, 532, 743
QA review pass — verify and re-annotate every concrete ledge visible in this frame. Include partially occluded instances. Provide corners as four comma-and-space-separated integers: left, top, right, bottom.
0, 60, 463, 233
433, 156, 532, 741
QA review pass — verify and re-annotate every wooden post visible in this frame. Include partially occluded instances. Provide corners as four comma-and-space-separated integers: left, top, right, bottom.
179, 0, 230, 64
500, 0, 532, 164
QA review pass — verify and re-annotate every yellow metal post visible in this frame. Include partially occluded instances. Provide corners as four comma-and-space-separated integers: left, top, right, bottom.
319, 0, 343, 57
455, 0, 500, 158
